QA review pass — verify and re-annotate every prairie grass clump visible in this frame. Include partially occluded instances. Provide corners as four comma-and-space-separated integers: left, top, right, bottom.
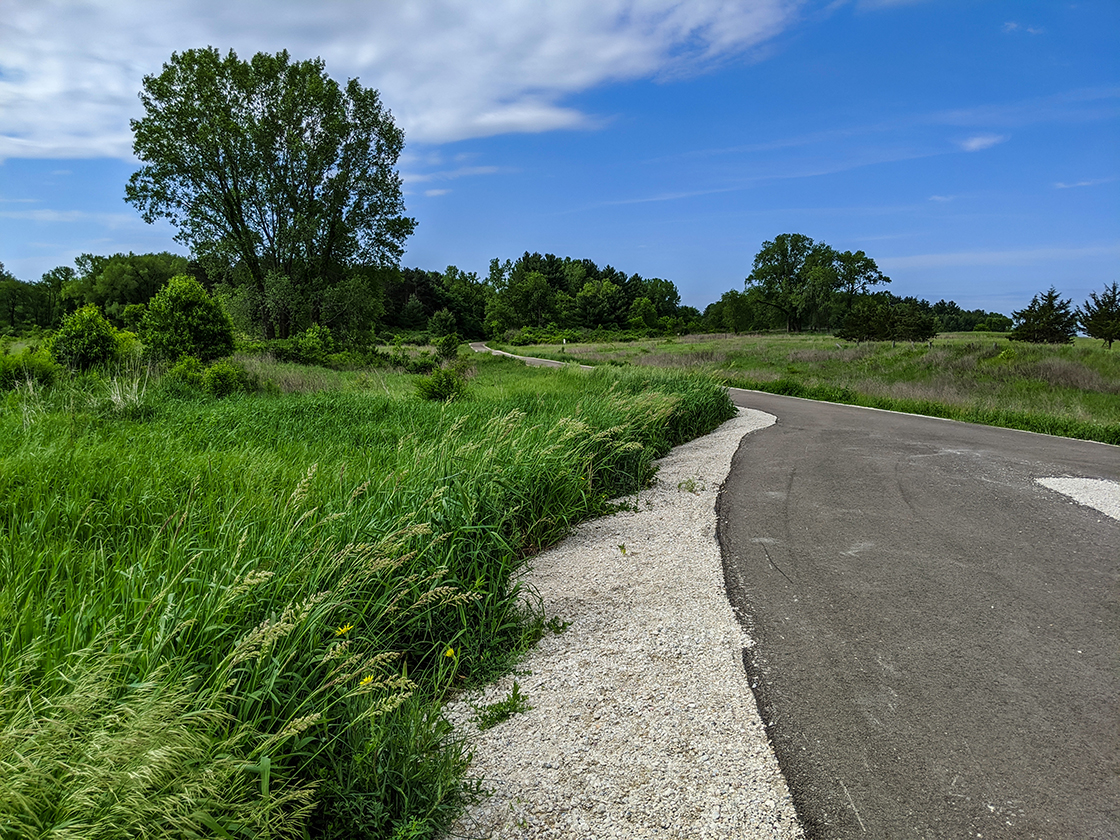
0, 355, 734, 837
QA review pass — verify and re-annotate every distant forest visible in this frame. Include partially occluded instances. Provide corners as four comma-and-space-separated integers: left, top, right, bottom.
0, 243, 1013, 344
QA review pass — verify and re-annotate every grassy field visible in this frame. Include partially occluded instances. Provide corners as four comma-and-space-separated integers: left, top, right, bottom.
496, 332, 1120, 445
0, 352, 735, 839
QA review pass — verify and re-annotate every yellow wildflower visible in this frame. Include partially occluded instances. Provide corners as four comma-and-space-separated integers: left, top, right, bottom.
334, 623, 353, 637
360, 675, 374, 687
444, 647, 455, 658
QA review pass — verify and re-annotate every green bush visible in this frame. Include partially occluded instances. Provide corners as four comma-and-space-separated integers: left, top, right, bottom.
51, 304, 118, 370
435, 332, 461, 361
0, 348, 59, 390
415, 366, 468, 401
114, 329, 144, 363
141, 275, 234, 362
294, 324, 335, 363
202, 358, 250, 398
163, 354, 206, 393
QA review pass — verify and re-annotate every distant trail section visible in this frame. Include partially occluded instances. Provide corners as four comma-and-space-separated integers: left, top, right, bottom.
720, 388, 1120, 840
469, 341, 594, 370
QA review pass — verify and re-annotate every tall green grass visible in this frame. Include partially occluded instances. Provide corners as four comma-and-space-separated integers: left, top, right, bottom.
0, 356, 734, 838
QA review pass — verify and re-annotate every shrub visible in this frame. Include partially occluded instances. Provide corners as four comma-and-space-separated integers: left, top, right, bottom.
141, 275, 235, 362
435, 332, 461, 361
294, 324, 335, 363
407, 355, 438, 375
0, 349, 59, 390
114, 329, 144, 363
202, 358, 250, 398
164, 354, 206, 393
415, 366, 468, 402
52, 304, 118, 370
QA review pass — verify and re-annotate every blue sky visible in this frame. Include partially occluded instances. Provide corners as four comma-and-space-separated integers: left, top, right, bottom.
1, 0, 1116, 314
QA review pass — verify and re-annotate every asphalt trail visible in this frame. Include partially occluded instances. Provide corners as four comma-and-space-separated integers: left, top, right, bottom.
719, 390, 1120, 840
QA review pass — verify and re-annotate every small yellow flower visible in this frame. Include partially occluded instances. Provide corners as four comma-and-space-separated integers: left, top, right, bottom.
360, 675, 374, 687
334, 623, 353, 637
444, 647, 455, 658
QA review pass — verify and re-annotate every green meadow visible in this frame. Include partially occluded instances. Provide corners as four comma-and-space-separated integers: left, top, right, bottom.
0, 353, 734, 838
498, 332, 1120, 445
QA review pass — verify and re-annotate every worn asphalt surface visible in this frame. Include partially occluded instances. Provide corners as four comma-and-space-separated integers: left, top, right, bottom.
719, 389, 1120, 839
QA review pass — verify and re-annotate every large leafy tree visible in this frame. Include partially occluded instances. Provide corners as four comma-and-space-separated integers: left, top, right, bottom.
1077, 281, 1120, 349
125, 47, 415, 338
745, 234, 837, 332
1008, 287, 1077, 345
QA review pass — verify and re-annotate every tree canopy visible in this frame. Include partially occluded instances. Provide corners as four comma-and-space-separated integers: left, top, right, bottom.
125, 47, 415, 338
1077, 281, 1120, 349
745, 234, 891, 332
63, 252, 189, 324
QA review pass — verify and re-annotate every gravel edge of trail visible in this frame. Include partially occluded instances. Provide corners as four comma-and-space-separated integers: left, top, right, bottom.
442, 408, 804, 840
1036, 476, 1120, 521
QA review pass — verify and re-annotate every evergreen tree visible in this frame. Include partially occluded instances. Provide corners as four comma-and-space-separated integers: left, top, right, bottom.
1077, 281, 1120, 349
1008, 287, 1077, 345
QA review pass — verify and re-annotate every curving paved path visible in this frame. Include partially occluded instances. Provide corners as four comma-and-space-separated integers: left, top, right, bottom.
720, 389, 1120, 840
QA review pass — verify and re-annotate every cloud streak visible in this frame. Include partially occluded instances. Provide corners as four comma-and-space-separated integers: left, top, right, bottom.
959, 134, 1007, 152
0, 0, 805, 160
879, 243, 1120, 270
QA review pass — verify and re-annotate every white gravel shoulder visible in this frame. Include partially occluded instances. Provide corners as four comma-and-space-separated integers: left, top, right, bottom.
1036, 476, 1120, 521
443, 408, 803, 840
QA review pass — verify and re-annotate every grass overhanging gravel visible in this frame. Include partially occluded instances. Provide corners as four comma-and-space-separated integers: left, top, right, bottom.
0, 354, 735, 839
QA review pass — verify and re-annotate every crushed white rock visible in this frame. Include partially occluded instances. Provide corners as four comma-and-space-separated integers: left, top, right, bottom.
443, 409, 804, 840
1036, 476, 1120, 522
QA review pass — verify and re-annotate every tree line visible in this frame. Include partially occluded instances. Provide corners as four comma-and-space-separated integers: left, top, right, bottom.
4, 242, 1117, 349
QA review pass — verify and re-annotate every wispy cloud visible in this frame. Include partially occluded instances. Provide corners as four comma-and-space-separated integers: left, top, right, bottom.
959, 134, 1007, 152
0, 208, 139, 227
1054, 177, 1116, 189
424, 189, 451, 197
402, 165, 501, 185
880, 243, 1120, 270
0, 0, 806, 159
928, 195, 953, 202
1002, 22, 1044, 35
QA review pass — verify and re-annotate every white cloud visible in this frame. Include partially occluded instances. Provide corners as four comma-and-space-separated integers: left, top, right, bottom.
0, 0, 803, 160
424, 189, 451, 197
959, 134, 1007, 152
928, 195, 953, 202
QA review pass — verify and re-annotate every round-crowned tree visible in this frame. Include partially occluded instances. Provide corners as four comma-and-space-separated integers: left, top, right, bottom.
51, 304, 118, 370
141, 275, 234, 362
